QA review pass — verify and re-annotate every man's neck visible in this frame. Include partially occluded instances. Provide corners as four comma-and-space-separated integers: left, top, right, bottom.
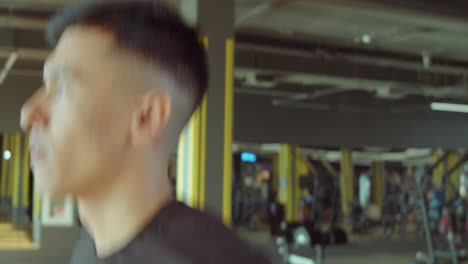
77, 166, 173, 258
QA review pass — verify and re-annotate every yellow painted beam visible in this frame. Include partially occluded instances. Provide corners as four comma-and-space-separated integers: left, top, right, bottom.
433, 150, 444, 188
447, 151, 460, 198
0, 134, 9, 198
273, 147, 307, 222
176, 38, 208, 212
279, 144, 294, 221
176, 112, 200, 208
340, 149, 354, 215
176, 129, 186, 202
12, 133, 22, 208
198, 36, 208, 212
193, 109, 200, 208
8, 135, 15, 199
278, 145, 289, 213
222, 38, 234, 226
198, 96, 207, 211
22, 135, 30, 208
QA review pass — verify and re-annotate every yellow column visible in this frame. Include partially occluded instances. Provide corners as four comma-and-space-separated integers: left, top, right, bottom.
11, 133, 22, 209
447, 151, 459, 198
433, 150, 444, 188
176, 37, 208, 212
8, 135, 15, 200
1, 134, 10, 199
222, 38, 234, 226
176, 36, 234, 227
279, 144, 293, 221
276, 145, 305, 222
22, 135, 30, 209
340, 149, 354, 215
176, 99, 206, 210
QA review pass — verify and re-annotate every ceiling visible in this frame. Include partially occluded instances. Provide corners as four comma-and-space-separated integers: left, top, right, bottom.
237, 0, 468, 61
233, 0, 468, 114
2, 0, 468, 148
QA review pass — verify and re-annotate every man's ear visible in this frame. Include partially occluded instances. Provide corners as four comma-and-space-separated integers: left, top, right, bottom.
130, 91, 171, 146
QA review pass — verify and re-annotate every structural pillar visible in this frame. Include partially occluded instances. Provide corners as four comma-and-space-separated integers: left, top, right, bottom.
0, 134, 10, 216
278, 144, 300, 222
446, 151, 459, 198
433, 150, 445, 188
6, 133, 30, 226
372, 161, 385, 208
340, 149, 355, 216
176, 0, 235, 226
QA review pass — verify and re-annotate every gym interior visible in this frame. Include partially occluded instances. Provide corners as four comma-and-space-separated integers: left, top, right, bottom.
1, 0, 468, 264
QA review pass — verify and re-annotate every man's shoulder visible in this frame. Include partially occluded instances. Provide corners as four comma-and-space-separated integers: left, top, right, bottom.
152, 201, 271, 263
156, 202, 237, 243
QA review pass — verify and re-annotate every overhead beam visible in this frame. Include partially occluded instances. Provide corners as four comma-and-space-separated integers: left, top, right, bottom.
272, 87, 350, 106
235, 53, 460, 88
0, 48, 49, 61
1, 0, 69, 6
0, 27, 48, 50
236, 32, 468, 74
235, 45, 465, 96
303, 0, 468, 37
11, 43, 465, 98
0, 15, 48, 30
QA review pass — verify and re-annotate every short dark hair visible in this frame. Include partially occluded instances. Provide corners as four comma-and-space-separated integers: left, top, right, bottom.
46, 0, 208, 110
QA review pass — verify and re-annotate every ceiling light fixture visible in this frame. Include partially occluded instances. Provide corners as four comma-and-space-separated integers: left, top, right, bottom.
361, 34, 372, 44
431, 102, 468, 113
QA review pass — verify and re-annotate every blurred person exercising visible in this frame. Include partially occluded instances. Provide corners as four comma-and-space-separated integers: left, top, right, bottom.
20, 1, 270, 263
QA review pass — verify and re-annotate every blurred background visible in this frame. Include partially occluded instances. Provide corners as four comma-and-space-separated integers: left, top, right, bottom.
0, 0, 468, 264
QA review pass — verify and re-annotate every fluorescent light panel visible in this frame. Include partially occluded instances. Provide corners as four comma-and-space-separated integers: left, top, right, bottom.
430, 102, 468, 113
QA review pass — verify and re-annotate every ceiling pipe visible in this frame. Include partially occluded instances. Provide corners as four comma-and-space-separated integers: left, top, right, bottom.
272, 86, 350, 106
235, 42, 468, 75
235, 0, 293, 27
0, 52, 18, 86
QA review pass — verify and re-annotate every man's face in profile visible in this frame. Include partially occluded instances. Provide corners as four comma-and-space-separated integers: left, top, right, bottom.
21, 26, 133, 196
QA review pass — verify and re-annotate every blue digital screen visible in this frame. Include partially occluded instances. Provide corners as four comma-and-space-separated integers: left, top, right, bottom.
241, 152, 257, 163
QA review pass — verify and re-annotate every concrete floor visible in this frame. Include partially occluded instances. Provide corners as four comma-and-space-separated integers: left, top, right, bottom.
238, 228, 434, 264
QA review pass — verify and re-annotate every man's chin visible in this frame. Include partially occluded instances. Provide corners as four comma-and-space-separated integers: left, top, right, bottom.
35, 180, 71, 199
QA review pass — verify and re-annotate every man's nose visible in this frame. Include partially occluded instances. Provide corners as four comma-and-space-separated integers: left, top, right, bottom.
20, 87, 48, 133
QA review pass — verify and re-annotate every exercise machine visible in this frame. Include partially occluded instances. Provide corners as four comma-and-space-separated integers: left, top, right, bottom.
276, 221, 325, 264
414, 163, 468, 264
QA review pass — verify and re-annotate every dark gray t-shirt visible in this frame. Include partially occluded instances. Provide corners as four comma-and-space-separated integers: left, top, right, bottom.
70, 201, 271, 264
